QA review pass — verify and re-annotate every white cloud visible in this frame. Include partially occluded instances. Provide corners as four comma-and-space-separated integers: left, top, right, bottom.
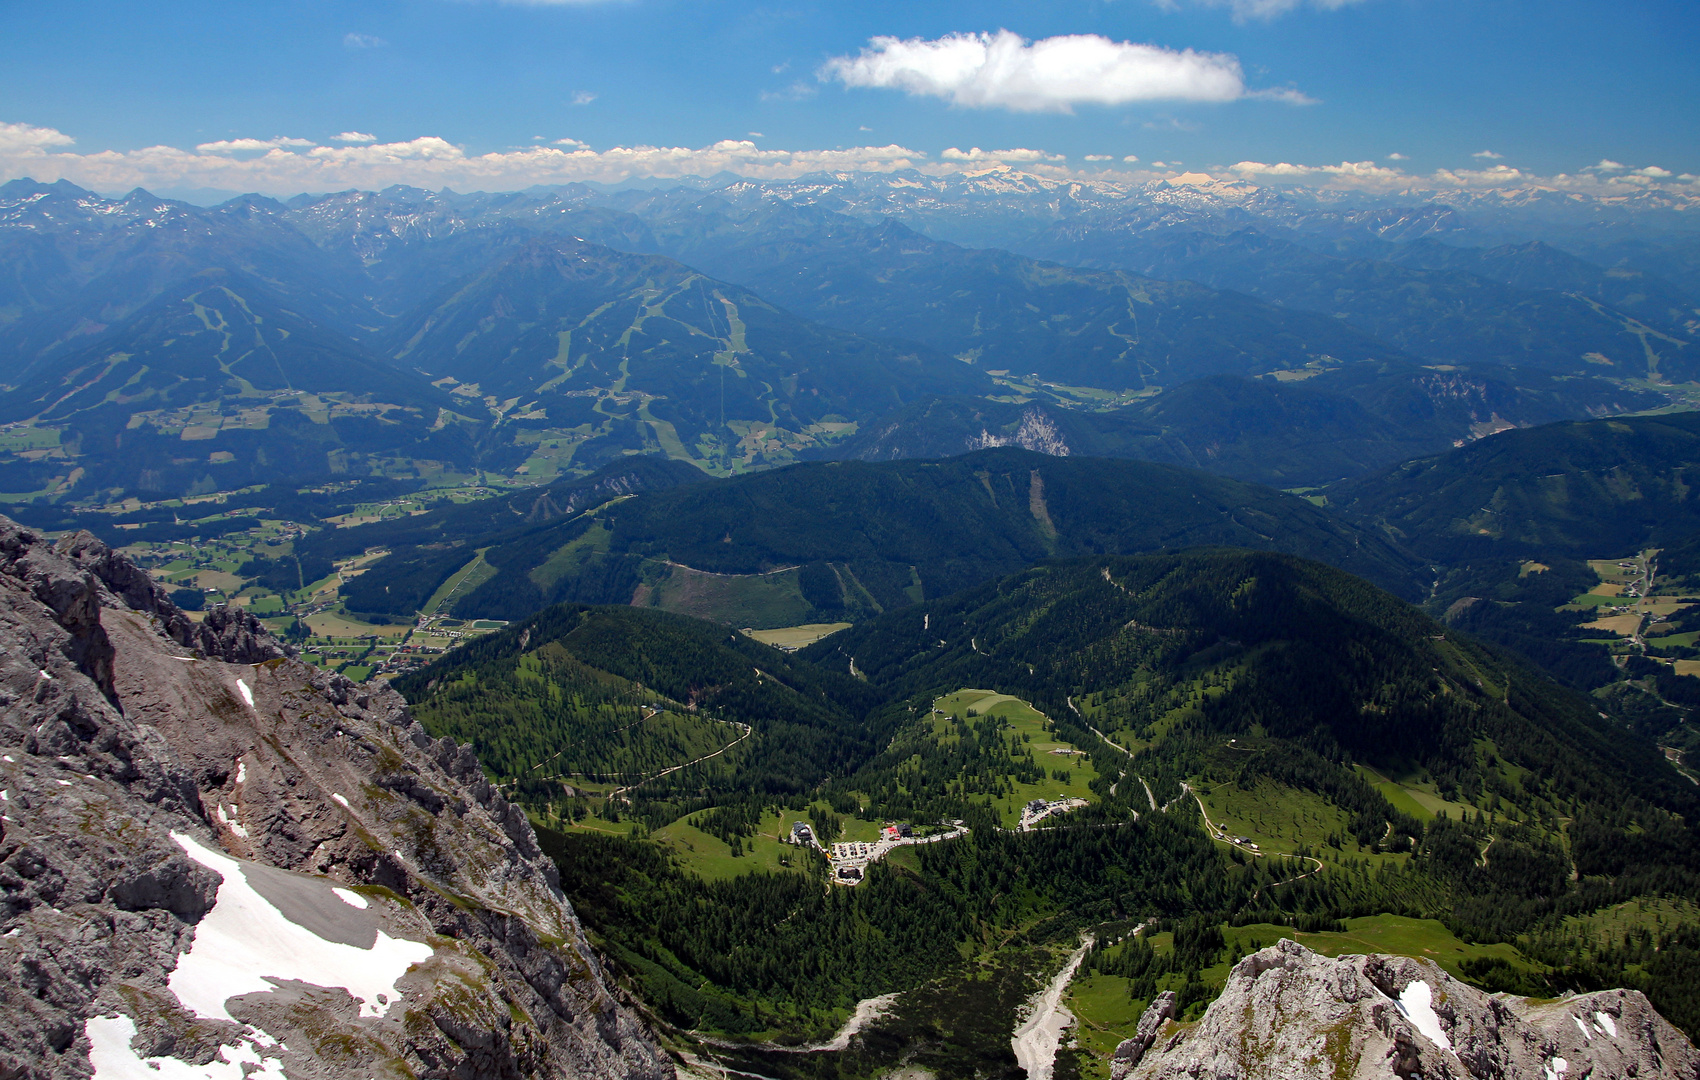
196, 137, 317, 153
1587, 159, 1626, 171
334, 131, 377, 144
1229, 159, 1408, 184
3, 119, 1692, 200
941, 146, 1065, 162
1471, 149, 1503, 159
1158, 0, 1369, 21
1387, 152, 1406, 160
343, 33, 387, 49
571, 90, 597, 105
0, 121, 75, 153
1247, 87, 1318, 105
819, 30, 1267, 112
747, 132, 764, 138
1084, 154, 1115, 161
1433, 163, 1528, 185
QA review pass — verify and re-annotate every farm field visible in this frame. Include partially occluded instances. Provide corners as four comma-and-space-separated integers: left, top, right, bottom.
744, 622, 852, 650
1355, 765, 1476, 821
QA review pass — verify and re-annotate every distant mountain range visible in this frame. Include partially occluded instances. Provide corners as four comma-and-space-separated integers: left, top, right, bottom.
1, 172, 1695, 503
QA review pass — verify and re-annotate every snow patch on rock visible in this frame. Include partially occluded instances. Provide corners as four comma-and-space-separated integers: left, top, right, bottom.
332, 887, 369, 910
1395, 980, 1451, 1051
168, 832, 432, 1021
87, 1014, 286, 1080
1595, 1011, 1618, 1038
214, 803, 248, 839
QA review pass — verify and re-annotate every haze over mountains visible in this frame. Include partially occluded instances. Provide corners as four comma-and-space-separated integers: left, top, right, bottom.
1, 169, 1694, 502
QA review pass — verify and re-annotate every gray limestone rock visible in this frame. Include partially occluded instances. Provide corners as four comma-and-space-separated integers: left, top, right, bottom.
1111, 990, 1177, 1080
1127, 938, 1699, 1080
0, 519, 674, 1080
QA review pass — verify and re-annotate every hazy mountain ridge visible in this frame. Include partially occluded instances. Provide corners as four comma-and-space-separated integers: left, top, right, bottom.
3, 174, 1695, 504
335, 448, 1421, 626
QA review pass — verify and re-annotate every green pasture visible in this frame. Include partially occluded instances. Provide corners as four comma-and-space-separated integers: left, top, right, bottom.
933, 689, 1099, 827
1562, 896, 1700, 949
643, 560, 815, 629
653, 806, 816, 882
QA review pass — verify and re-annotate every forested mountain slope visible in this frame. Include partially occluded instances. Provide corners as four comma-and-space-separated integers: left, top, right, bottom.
607, 194, 1404, 388
1330, 410, 1700, 561
820, 365, 1662, 488
342, 448, 1421, 623
807, 549, 1694, 823
0, 270, 477, 498
1021, 225, 1698, 381
392, 547, 1700, 1048
376, 235, 986, 473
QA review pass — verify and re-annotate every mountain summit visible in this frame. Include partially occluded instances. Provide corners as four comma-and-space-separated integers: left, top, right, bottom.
0, 519, 670, 1080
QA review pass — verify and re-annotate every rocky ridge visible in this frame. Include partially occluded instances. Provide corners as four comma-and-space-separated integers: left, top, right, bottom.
1115, 938, 1698, 1080
0, 517, 673, 1080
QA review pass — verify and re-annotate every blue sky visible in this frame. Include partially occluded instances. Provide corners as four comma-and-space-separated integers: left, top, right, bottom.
0, 0, 1694, 194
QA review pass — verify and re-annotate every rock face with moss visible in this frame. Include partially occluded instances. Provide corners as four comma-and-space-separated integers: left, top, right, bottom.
0, 519, 673, 1080
1123, 938, 1698, 1080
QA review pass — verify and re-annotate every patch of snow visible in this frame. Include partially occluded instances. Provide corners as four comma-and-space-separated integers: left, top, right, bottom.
1, 790, 7, 801
1395, 980, 1452, 1051
56, 778, 71, 786
38, 669, 51, 680
3, 927, 18, 937
1544, 1057, 1569, 1080
3, 754, 14, 762
86, 1014, 286, 1080
168, 831, 432, 1022
332, 887, 369, 910
1595, 1012, 1618, 1038
235, 680, 254, 708
214, 804, 249, 839
1573, 1015, 1591, 1040
236, 760, 246, 784
330, 793, 349, 808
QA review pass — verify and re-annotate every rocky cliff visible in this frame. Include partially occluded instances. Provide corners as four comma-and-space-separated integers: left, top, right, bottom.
1116, 938, 1698, 1080
0, 519, 674, 1080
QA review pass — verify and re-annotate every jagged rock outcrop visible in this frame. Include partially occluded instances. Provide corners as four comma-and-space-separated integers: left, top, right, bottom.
1126, 938, 1698, 1080
0, 520, 674, 1080
1110, 991, 1176, 1080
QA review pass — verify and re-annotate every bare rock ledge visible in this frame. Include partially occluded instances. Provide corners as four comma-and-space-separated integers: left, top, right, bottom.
0, 519, 673, 1080
1114, 938, 1697, 1080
